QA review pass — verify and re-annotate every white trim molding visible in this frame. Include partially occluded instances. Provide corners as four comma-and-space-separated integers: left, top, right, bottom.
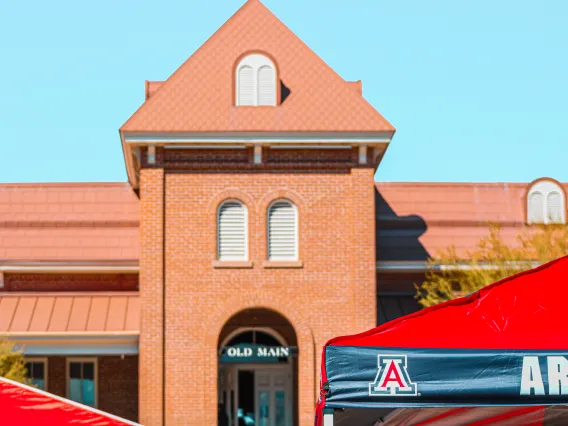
376, 260, 540, 273
120, 132, 393, 188
122, 131, 394, 145
6, 333, 139, 356
254, 144, 263, 164
0, 261, 139, 274
358, 145, 368, 164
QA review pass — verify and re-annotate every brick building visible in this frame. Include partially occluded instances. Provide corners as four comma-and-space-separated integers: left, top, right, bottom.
0, 0, 566, 425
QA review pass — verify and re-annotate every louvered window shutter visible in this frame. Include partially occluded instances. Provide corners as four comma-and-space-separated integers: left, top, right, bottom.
218, 202, 247, 260
528, 192, 544, 224
258, 65, 276, 106
547, 191, 563, 223
268, 201, 297, 260
238, 66, 254, 106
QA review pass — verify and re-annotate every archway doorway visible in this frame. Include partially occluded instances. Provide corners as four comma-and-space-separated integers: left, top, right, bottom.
218, 308, 298, 426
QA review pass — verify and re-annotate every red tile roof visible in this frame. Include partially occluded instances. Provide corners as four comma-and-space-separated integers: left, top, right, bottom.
120, 0, 393, 133
376, 182, 568, 259
0, 292, 139, 334
0, 180, 564, 265
0, 183, 138, 262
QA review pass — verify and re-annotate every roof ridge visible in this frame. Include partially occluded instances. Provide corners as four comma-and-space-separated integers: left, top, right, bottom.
120, 0, 257, 131
0, 182, 131, 188
0, 291, 140, 297
375, 181, 568, 187
254, 1, 394, 128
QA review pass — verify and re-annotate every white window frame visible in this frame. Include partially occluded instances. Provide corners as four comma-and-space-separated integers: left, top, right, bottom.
527, 180, 566, 224
217, 200, 249, 261
25, 357, 48, 391
235, 54, 277, 107
267, 199, 299, 261
66, 357, 98, 408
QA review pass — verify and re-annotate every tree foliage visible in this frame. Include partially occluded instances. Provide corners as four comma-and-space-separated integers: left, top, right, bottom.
0, 340, 28, 384
416, 224, 568, 307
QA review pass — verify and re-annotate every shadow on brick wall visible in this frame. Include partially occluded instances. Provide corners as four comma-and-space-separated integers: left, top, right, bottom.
375, 188, 429, 325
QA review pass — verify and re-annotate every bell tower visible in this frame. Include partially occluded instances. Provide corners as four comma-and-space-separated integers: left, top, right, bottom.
120, 1, 394, 424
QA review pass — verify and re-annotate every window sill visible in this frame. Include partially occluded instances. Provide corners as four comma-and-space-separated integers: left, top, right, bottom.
213, 261, 254, 269
262, 260, 303, 269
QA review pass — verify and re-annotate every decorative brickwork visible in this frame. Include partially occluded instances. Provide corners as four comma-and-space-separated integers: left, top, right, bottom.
3, 274, 138, 292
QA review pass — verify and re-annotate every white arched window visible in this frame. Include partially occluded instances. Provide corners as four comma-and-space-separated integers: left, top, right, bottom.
236, 54, 277, 107
217, 201, 248, 260
267, 200, 298, 260
527, 180, 566, 224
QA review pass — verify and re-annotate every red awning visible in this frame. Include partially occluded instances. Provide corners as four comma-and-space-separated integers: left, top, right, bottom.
0, 376, 139, 425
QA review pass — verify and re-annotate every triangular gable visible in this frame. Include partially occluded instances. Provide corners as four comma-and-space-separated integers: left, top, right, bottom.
121, 0, 394, 133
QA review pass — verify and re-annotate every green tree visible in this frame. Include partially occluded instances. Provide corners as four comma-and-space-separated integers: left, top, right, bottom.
416, 224, 568, 307
0, 340, 28, 384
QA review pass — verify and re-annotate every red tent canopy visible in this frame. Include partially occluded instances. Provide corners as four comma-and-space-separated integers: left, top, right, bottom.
0, 376, 139, 425
316, 257, 568, 426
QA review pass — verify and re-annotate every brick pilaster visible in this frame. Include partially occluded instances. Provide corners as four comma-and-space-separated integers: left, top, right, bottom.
139, 168, 164, 426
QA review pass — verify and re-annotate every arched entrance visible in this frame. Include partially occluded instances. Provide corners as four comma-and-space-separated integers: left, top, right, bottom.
218, 308, 298, 426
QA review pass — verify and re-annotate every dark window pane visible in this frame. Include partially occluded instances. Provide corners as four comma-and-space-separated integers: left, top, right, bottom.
83, 362, 94, 380
255, 331, 281, 347
227, 331, 254, 346
25, 362, 32, 376
35, 363, 45, 378
70, 363, 81, 379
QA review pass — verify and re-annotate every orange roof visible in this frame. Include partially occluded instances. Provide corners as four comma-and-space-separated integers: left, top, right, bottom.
120, 0, 394, 133
0, 183, 138, 262
0, 292, 139, 334
376, 182, 568, 260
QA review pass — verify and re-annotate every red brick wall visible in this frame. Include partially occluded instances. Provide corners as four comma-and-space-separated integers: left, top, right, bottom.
98, 356, 139, 422
45, 356, 138, 422
137, 149, 377, 425
3, 274, 138, 292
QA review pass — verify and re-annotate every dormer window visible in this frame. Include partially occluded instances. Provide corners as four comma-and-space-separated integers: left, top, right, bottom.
236, 54, 277, 106
527, 179, 566, 224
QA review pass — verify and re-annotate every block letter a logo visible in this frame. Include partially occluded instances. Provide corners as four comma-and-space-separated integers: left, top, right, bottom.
369, 355, 417, 396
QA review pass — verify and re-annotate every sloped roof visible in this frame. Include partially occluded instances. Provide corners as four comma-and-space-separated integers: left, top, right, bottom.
0, 183, 138, 262
376, 181, 568, 260
0, 292, 139, 334
120, 0, 394, 133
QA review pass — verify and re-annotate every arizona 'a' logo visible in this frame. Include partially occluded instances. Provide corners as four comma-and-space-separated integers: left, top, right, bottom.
369, 354, 417, 396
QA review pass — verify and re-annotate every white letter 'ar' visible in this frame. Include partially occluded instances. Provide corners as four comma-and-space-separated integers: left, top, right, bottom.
520, 356, 545, 396
548, 356, 568, 396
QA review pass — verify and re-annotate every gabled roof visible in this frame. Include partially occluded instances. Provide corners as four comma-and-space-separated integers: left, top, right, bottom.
120, 0, 394, 133
376, 181, 568, 261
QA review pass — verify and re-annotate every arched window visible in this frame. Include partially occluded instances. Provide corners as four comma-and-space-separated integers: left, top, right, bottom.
528, 192, 544, 224
217, 200, 247, 260
527, 180, 566, 224
237, 65, 254, 106
235, 54, 277, 107
267, 200, 298, 260
548, 192, 563, 223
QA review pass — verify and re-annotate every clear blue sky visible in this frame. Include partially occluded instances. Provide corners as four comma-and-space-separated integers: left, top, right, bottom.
0, 0, 566, 183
